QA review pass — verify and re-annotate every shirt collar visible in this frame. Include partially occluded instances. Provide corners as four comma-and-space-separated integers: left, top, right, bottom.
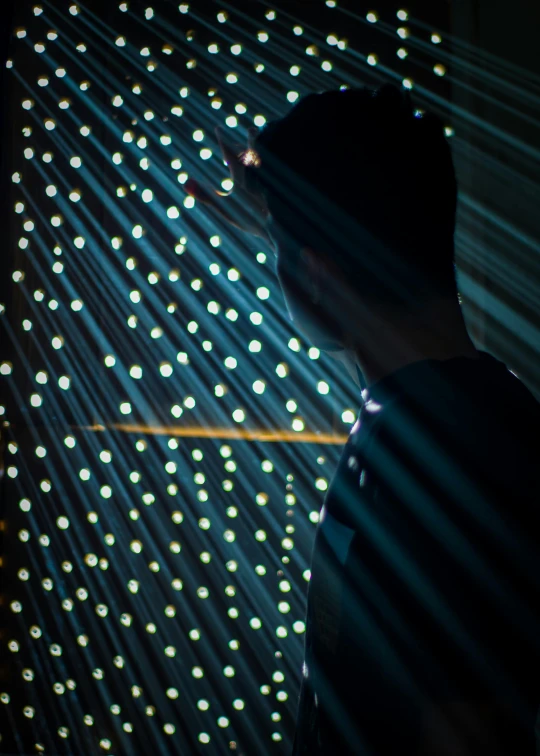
358, 350, 495, 409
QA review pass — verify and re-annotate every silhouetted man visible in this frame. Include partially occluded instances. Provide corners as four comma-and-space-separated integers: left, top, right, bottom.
187, 84, 540, 755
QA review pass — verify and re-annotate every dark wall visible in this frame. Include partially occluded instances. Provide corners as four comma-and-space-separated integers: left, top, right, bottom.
451, 0, 540, 399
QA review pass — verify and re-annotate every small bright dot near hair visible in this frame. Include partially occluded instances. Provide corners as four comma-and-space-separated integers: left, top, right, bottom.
397, 9, 409, 21
366, 11, 378, 22
57, 516, 70, 530
30, 393, 42, 407
367, 54, 378, 66
431, 33, 442, 44
120, 402, 132, 415
397, 47, 408, 59
167, 206, 180, 219
142, 189, 153, 203
104, 355, 116, 367
254, 114, 266, 127
287, 91, 299, 103
402, 78, 414, 89
257, 31, 269, 42
434, 64, 446, 76
321, 60, 332, 71
226, 73, 238, 84
397, 27, 410, 38
184, 196, 195, 209
200, 148, 212, 160
58, 376, 71, 390
444, 126, 455, 137
231, 44, 242, 55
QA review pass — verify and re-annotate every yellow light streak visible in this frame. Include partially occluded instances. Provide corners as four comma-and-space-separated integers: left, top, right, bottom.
76, 424, 348, 444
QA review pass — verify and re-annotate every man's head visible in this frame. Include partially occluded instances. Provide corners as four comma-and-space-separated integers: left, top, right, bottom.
243, 84, 459, 353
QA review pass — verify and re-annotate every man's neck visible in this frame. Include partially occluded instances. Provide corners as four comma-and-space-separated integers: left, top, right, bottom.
348, 299, 480, 390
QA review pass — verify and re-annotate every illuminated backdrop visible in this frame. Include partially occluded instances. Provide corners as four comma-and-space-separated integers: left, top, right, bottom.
1, 1, 519, 754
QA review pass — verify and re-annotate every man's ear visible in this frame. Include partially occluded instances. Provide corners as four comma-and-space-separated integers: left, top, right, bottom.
300, 247, 317, 268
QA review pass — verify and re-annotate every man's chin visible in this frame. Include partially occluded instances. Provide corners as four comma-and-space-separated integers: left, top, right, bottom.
292, 314, 346, 352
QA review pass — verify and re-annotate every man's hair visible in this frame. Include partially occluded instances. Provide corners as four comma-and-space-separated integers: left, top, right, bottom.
245, 84, 459, 310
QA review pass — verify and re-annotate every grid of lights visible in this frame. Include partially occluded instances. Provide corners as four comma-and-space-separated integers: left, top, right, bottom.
1, 2, 453, 753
